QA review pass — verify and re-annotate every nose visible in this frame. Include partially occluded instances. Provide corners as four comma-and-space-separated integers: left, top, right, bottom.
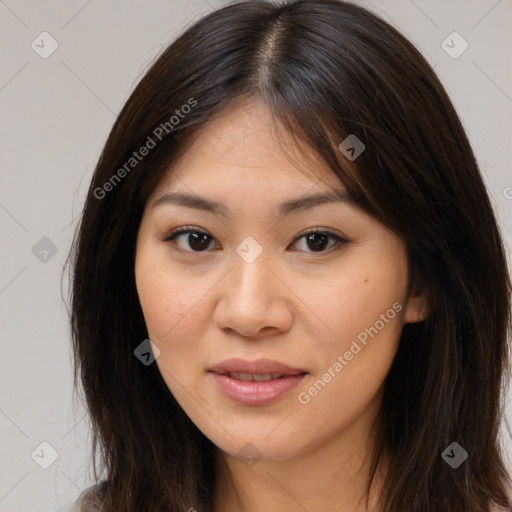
213, 250, 293, 339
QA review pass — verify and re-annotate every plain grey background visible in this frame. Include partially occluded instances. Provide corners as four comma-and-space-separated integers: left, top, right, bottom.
0, 1, 511, 510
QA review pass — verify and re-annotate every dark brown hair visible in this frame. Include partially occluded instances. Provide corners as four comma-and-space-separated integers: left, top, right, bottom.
68, 1, 512, 510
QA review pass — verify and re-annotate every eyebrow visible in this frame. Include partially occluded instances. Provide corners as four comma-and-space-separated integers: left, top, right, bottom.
151, 190, 352, 217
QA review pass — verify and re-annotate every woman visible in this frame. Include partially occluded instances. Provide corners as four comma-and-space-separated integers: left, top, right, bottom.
61, 0, 512, 510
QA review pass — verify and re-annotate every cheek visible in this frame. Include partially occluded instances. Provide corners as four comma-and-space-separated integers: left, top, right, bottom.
320, 255, 407, 348
135, 250, 226, 403
136, 261, 171, 339
302, 244, 408, 398
135, 262, 216, 420
135, 250, 202, 352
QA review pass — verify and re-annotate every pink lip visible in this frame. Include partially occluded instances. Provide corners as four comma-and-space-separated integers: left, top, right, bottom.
209, 358, 306, 375
208, 358, 308, 406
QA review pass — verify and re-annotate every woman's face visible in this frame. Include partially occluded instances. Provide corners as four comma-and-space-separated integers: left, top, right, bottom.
135, 98, 428, 462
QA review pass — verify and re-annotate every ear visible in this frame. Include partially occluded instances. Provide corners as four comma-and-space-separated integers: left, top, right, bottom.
403, 283, 431, 324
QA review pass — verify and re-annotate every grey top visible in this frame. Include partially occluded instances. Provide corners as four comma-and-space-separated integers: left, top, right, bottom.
46, 485, 510, 511
46, 484, 103, 512
46, 498, 81, 512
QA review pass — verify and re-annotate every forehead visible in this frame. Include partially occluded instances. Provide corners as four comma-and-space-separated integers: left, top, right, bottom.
152, 97, 343, 197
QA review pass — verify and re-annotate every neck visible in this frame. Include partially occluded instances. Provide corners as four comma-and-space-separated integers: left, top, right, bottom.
213, 395, 388, 512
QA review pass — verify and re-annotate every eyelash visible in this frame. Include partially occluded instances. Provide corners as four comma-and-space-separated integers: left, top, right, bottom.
162, 226, 349, 254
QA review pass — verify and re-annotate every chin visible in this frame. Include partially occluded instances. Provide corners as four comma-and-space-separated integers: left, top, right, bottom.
207, 426, 309, 464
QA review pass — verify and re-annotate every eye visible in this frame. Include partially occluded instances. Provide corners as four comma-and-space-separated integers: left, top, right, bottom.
291, 228, 349, 253
163, 227, 219, 252
163, 226, 349, 253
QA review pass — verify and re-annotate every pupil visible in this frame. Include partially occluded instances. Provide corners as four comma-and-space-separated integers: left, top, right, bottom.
307, 233, 328, 251
189, 232, 210, 251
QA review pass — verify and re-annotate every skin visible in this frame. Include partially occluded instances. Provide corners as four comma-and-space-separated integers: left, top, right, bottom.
135, 97, 430, 512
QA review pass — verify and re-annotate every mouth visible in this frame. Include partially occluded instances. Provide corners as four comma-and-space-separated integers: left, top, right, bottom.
208, 358, 308, 406
216, 371, 302, 381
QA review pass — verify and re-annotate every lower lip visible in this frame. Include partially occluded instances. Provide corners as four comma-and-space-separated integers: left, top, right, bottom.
209, 372, 307, 406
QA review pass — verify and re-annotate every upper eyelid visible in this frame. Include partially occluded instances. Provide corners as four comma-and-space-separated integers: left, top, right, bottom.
164, 226, 346, 238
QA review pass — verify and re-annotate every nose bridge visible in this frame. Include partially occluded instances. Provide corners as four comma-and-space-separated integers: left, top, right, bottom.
229, 243, 275, 306
214, 240, 292, 337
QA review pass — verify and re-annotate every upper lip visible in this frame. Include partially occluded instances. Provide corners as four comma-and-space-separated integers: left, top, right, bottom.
209, 358, 307, 375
